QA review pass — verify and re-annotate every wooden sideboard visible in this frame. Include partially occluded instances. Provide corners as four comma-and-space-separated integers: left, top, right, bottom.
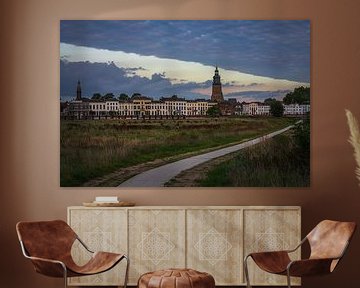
67, 206, 301, 286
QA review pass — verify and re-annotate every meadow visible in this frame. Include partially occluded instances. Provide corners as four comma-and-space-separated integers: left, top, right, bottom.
60, 117, 297, 186
198, 121, 310, 187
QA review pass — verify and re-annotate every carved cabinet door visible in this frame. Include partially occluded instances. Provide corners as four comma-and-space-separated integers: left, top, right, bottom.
68, 208, 128, 286
243, 209, 301, 286
186, 209, 243, 285
128, 209, 186, 284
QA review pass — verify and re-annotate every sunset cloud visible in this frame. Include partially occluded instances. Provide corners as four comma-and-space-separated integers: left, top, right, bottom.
60, 20, 310, 102
61, 43, 308, 99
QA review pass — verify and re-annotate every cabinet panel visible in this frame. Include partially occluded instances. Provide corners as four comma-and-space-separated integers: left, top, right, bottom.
68, 208, 127, 286
187, 209, 243, 285
243, 209, 301, 286
128, 209, 186, 284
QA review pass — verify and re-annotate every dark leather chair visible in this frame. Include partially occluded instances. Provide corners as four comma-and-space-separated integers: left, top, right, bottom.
244, 220, 356, 288
16, 220, 129, 288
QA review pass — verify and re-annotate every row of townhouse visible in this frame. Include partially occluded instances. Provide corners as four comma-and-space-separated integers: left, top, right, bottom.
284, 103, 311, 115
61, 96, 310, 119
62, 96, 218, 119
242, 102, 310, 116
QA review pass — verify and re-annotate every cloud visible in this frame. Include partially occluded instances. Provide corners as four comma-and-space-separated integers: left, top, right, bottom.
60, 43, 309, 99
60, 20, 310, 82
60, 60, 210, 100
60, 59, 298, 103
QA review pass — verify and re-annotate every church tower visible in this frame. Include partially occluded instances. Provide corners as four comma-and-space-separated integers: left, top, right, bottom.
76, 80, 82, 101
211, 66, 224, 102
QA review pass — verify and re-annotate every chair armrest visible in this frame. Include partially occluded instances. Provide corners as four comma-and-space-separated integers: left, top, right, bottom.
19, 240, 67, 277
25, 255, 67, 278
245, 236, 306, 258
26, 255, 65, 266
285, 237, 307, 253
287, 258, 336, 277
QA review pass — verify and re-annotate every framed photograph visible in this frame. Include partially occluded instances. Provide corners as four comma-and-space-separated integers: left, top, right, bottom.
60, 20, 310, 187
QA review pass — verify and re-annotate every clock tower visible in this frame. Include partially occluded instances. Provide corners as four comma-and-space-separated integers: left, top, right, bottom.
211, 66, 224, 102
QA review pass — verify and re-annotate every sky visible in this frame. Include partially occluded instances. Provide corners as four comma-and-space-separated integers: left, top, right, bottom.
60, 20, 310, 102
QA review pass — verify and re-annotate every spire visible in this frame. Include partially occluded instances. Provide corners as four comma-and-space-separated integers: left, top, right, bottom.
76, 80, 82, 101
213, 66, 221, 84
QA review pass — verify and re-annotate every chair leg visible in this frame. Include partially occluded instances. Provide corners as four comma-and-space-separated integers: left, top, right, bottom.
62, 264, 68, 288
123, 255, 130, 288
244, 255, 252, 288
286, 270, 291, 288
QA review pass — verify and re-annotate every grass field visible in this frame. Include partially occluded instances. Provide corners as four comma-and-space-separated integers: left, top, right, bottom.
198, 124, 310, 187
60, 117, 298, 186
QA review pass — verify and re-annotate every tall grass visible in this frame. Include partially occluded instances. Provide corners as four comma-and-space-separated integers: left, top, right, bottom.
199, 129, 310, 187
60, 117, 296, 186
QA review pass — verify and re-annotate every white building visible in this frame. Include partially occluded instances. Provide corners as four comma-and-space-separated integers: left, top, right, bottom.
242, 102, 270, 116
106, 100, 119, 112
242, 102, 310, 116
284, 104, 310, 115
119, 101, 134, 116
90, 102, 105, 116
77, 95, 218, 118
257, 104, 271, 115
162, 96, 188, 116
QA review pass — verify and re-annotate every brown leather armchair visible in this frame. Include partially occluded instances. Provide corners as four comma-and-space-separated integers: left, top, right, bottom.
16, 220, 129, 288
244, 220, 356, 288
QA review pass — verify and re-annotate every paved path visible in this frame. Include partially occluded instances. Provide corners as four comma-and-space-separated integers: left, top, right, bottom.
119, 123, 298, 187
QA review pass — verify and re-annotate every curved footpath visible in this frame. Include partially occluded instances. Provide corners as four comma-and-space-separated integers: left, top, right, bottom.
119, 122, 300, 187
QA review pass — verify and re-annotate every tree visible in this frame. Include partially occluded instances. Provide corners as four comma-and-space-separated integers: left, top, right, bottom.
92, 93, 102, 100
283, 86, 310, 105
131, 93, 141, 98
264, 98, 276, 105
270, 101, 284, 117
103, 93, 115, 100
206, 105, 221, 117
119, 93, 129, 101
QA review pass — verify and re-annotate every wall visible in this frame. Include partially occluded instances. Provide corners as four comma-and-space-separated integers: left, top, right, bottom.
1, 0, 360, 287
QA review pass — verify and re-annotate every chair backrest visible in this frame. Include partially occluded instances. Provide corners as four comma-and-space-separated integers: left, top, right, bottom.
16, 220, 77, 261
307, 220, 356, 261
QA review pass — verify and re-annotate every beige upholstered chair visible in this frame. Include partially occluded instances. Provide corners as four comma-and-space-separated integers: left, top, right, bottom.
244, 220, 356, 288
16, 220, 129, 288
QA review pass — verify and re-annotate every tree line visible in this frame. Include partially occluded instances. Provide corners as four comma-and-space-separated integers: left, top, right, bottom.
89, 86, 310, 118
264, 86, 310, 117
91, 92, 141, 101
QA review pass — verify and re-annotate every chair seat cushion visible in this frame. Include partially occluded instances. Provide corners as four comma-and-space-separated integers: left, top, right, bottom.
67, 252, 124, 276
250, 251, 291, 274
138, 268, 215, 288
